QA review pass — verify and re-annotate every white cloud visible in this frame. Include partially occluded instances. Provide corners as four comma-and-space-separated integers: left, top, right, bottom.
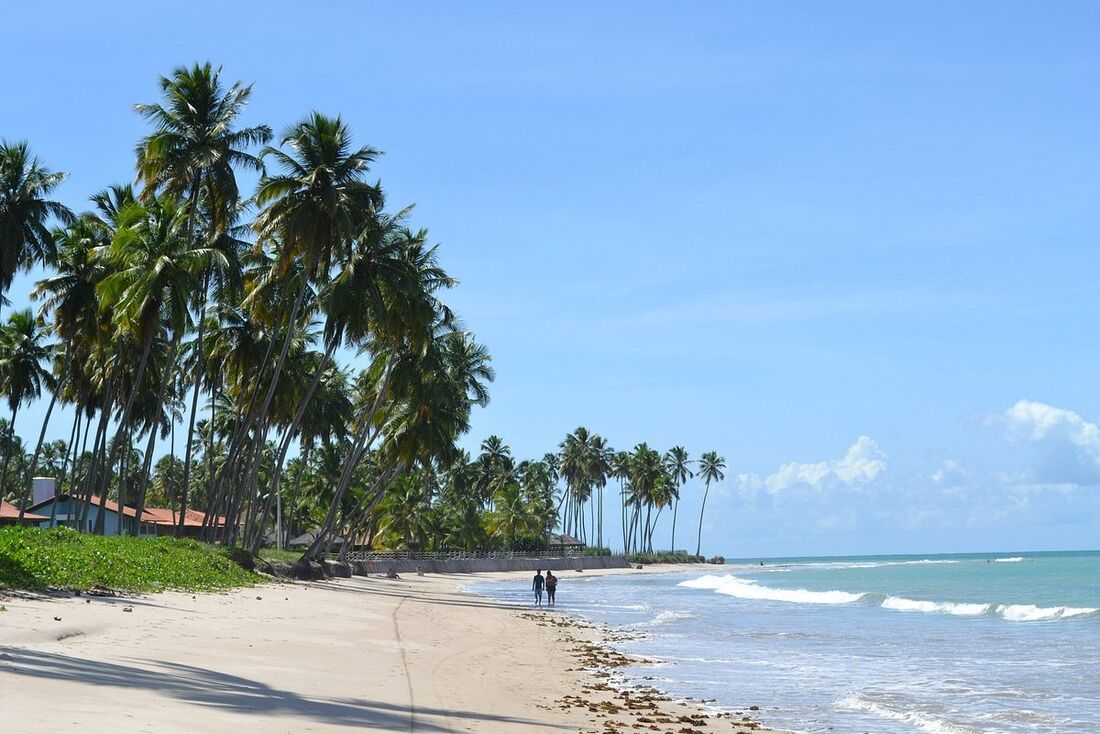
931, 459, 970, 485
1002, 400, 1100, 484
747, 436, 888, 495
1004, 400, 1100, 457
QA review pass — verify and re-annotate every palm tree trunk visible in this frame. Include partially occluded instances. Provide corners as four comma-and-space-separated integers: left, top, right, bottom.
695, 481, 711, 558
130, 425, 158, 536
131, 336, 178, 534
92, 336, 155, 533
284, 442, 310, 544
60, 407, 81, 494
176, 274, 209, 536
1, 402, 21, 499
671, 498, 678, 553
237, 252, 316, 467
17, 374, 64, 520
303, 361, 394, 561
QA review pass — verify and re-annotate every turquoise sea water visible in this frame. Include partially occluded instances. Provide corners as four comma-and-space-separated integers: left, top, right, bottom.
470, 551, 1100, 734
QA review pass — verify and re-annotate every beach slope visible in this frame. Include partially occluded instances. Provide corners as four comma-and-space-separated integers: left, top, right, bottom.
0, 570, 773, 733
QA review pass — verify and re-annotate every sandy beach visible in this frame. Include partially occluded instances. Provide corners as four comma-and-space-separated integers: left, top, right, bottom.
0, 566, 776, 733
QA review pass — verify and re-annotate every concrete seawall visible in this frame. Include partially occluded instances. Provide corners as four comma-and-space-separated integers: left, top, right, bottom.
351, 555, 631, 576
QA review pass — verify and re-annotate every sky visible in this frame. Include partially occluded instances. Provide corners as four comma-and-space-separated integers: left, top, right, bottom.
2, 2, 1099, 557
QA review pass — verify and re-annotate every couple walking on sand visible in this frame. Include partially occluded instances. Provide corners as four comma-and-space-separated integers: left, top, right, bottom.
532, 569, 557, 607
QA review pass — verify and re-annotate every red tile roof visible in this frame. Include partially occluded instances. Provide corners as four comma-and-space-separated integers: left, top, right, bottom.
27, 493, 159, 522
143, 507, 228, 528
0, 500, 48, 522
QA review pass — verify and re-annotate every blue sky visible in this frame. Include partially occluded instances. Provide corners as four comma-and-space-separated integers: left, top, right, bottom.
3, 2, 1099, 556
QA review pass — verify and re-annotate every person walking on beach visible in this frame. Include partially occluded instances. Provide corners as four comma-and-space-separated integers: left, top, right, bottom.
545, 571, 557, 606
532, 569, 545, 606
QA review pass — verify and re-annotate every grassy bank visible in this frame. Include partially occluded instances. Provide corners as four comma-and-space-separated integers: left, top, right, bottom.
0, 526, 261, 592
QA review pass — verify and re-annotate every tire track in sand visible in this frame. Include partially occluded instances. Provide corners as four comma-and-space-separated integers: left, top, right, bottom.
392, 597, 416, 732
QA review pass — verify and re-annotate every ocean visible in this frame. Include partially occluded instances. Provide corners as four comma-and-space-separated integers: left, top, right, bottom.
469, 551, 1100, 734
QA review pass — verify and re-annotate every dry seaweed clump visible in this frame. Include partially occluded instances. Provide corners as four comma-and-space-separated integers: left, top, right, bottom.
526, 609, 768, 734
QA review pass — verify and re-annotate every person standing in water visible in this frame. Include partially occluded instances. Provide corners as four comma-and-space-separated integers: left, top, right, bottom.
532, 569, 545, 606
545, 571, 557, 606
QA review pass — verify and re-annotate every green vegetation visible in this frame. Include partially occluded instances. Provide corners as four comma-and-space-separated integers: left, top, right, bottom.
258, 547, 303, 563
627, 552, 705, 565
0, 61, 731, 565
0, 526, 260, 591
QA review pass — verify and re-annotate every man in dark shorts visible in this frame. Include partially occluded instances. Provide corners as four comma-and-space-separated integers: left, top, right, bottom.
532, 569, 545, 606
545, 571, 557, 606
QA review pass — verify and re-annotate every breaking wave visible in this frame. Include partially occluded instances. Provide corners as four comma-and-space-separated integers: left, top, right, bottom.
838, 695, 985, 734
678, 575, 1099, 622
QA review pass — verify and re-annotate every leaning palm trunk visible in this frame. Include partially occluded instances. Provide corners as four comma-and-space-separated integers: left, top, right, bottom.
130, 425, 158, 536
209, 256, 316, 546
335, 468, 397, 562
17, 372, 66, 519
0, 403, 22, 499
79, 403, 112, 531
129, 338, 178, 534
59, 408, 81, 494
695, 481, 711, 558
91, 335, 156, 533
303, 361, 393, 562
248, 335, 340, 553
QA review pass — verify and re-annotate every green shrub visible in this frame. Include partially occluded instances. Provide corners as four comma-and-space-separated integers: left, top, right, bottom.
0, 526, 261, 592
627, 551, 705, 564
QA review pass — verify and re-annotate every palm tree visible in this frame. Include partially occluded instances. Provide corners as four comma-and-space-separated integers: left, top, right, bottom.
93, 197, 226, 528
0, 140, 74, 309
490, 481, 540, 549
695, 451, 726, 558
588, 434, 612, 550
628, 443, 666, 552
611, 450, 633, 552
134, 62, 271, 536
559, 427, 594, 542
0, 309, 51, 497
248, 114, 380, 440
664, 446, 693, 553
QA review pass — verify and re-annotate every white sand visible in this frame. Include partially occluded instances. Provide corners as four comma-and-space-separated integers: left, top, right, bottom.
0, 566, 777, 733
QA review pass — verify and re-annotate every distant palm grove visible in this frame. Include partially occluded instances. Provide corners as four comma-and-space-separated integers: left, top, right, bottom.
0, 63, 726, 560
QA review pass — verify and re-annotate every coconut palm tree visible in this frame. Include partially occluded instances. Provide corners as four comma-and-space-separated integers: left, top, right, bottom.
559, 427, 594, 542
695, 450, 726, 558
610, 450, 633, 552
0, 309, 52, 497
664, 446, 693, 553
247, 114, 381, 450
134, 62, 271, 535
588, 434, 612, 550
92, 197, 226, 528
490, 481, 541, 549
628, 443, 666, 552
0, 140, 74, 309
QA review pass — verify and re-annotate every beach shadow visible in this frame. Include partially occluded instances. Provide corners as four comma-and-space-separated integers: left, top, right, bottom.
0, 646, 564, 731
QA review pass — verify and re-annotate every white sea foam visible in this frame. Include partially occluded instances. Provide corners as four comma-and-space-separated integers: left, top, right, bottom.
995, 604, 1099, 622
636, 609, 696, 627
810, 559, 963, 570
678, 574, 733, 590
882, 597, 990, 616
838, 695, 987, 734
993, 557, 1025, 563
681, 575, 1098, 622
679, 574, 864, 605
